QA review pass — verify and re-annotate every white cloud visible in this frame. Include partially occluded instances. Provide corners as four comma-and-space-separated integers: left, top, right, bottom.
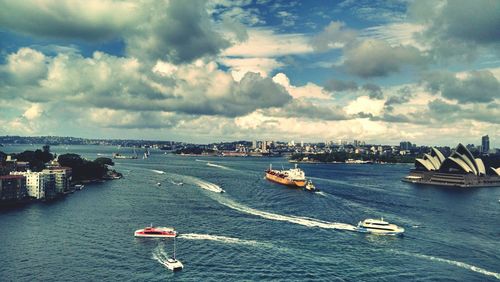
345, 96, 385, 116
219, 57, 283, 81
23, 104, 43, 120
5, 47, 48, 83
272, 73, 331, 99
223, 28, 313, 57
361, 22, 427, 50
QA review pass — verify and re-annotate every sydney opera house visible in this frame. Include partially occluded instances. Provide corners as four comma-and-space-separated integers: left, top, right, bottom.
403, 144, 500, 188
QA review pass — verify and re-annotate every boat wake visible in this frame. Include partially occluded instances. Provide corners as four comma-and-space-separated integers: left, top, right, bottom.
206, 162, 231, 170
392, 250, 500, 280
315, 191, 328, 197
187, 177, 224, 193
152, 242, 170, 266
178, 233, 271, 248
216, 197, 357, 231
151, 169, 166, 174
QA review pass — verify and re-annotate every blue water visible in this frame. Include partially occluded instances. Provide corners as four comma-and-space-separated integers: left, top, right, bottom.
1, 145, 499, 281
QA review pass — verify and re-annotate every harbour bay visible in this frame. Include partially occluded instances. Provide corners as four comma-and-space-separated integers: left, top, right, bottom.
0, 145, 499, 281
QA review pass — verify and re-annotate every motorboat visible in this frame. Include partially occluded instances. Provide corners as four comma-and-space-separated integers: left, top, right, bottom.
163, 237, 183, 271
356, 218, 404, 236
305, 180, 317, 192
134, 225, 177, 238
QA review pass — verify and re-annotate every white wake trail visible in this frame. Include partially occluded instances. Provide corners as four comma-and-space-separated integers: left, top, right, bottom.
179, 233, 271, 248
186, 177, 224, 193
151, 169, 166, 174
206, 162, 231, 170
152, 242, 169, 265
217, 197, 357, 231
392, 250, 500, 280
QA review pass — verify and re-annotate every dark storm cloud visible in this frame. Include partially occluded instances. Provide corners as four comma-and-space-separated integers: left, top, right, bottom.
426, 99, 500, 124
422, 70, 500, 103
324, 78, 358, 92
362, 83, 384, 99
126, 0, 230, 63
0, 0, 229, 63
266, 99, 350, 121
384, 86, 414, 111
311, 21, 357, 52
0, 49, 292, 118
409, 0, 500, 62
189, 72, 292, 117
410, 0, 500, 45
343, 39, 426, 78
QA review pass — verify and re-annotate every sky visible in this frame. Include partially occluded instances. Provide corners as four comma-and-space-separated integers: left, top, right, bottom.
0, 0, 499, 147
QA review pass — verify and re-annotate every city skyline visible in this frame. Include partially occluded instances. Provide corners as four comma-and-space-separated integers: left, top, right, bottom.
0, 0, 499, 145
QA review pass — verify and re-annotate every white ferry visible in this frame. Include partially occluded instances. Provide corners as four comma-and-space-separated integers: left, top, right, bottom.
356, 218, 404, 236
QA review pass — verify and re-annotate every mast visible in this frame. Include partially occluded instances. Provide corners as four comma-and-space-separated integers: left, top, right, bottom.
173, 237, 176, 260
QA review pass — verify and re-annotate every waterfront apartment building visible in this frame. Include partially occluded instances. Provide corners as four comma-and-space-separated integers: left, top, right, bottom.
0, 175, 27, 201
10, 171, 54, 200
42, 167, 72, 194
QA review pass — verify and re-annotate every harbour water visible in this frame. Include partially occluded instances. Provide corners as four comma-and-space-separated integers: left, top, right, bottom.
0, 145, 499, 281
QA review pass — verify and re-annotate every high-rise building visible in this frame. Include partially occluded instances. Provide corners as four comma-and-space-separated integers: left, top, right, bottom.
10, 170, 50, 199
251, 140, 257, 149
42, 167, 72, 194
481, 135, 490, 153
400, 141, 412, 151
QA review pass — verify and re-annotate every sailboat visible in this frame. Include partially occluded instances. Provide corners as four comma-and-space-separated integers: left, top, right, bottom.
163, 237, 183, 271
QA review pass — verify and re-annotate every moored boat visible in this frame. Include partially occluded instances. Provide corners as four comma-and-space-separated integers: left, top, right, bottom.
265, 164, 307, 187
356, 218, 404, 236
134, 225, 177, 238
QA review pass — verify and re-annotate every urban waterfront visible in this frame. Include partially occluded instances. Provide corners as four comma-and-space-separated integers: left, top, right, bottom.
0, 145, 499, 281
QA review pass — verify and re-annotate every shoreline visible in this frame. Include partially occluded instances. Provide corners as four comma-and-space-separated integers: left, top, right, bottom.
1, 175, 121, 210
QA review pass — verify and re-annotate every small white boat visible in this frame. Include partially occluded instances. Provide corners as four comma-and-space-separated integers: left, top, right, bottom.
157, 182, 161, 186
305, 180, 317, 192
220, 189, 225, 193
356, 218, 404, 236
163, 237, 183, 271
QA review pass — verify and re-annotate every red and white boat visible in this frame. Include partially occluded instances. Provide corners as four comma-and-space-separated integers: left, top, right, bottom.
134, 224, 177, 238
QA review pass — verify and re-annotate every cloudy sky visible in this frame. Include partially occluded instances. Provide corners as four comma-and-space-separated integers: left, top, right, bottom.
0, 0, 499, 146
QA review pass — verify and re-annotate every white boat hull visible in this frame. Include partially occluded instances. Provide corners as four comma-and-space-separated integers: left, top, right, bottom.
134, 232, 177, 238
356, 227, 404, 236
163, 259, 183, 271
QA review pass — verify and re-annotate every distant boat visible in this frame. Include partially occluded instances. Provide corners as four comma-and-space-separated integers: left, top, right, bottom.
157, 182, 161, 186
113, 148, 138, 159
163, 237, 183, 271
